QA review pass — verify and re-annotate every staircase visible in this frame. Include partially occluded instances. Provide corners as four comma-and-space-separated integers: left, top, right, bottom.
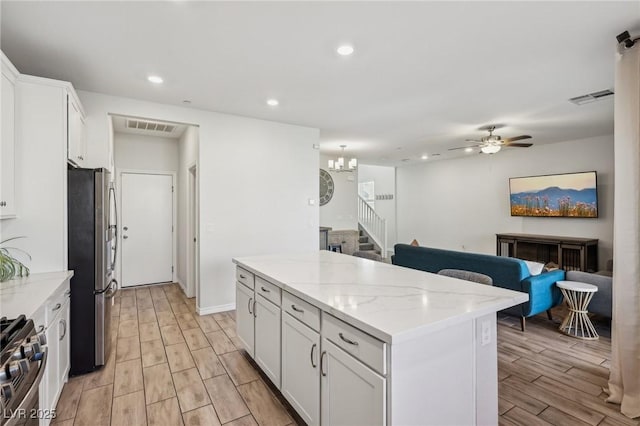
358, 229, 379, 254
357, 195, 387, 258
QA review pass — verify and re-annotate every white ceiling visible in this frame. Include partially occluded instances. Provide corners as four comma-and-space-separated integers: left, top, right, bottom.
2, 1, 639, 165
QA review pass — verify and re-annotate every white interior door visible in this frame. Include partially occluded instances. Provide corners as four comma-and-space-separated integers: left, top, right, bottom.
188, 165, 198, 299
121, 172, 174, 287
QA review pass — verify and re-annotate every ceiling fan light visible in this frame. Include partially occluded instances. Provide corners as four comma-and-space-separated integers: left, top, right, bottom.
481, 145, 501, 154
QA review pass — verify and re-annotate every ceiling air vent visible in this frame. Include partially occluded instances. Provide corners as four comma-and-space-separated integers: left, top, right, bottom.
569, 89, 614, 106
126, 119, 176, 133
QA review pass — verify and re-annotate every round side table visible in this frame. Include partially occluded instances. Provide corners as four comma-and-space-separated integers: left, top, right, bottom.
556, 280, 599, 340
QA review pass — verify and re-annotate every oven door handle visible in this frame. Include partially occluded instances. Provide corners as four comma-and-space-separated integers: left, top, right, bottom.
5, 350, 48, 426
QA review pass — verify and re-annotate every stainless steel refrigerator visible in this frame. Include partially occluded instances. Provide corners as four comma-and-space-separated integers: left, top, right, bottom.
68, 167, 118, 375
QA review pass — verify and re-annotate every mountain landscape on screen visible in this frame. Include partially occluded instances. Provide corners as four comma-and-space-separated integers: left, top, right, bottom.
509, 172, 598, 217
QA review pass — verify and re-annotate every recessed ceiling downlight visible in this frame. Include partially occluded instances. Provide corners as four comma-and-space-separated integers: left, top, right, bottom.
465, 147, 474, 153
421, 155, 428, 160
266, 99, 279, 107
147, 75, 164, 84
337, 45, 355, 56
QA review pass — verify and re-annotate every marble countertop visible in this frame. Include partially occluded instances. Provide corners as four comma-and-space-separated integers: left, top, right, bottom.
0, 271, 74, 319
233, 251, 528, 344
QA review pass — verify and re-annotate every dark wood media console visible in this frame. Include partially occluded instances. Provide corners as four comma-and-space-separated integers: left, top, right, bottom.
496, 233, 598, 272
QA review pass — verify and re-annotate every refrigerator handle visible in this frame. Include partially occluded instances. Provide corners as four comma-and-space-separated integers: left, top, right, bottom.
104, 279, 119, 299
109, 185, 119, 268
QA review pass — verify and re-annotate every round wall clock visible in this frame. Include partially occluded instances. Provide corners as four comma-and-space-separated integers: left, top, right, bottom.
319, 169, 334, 206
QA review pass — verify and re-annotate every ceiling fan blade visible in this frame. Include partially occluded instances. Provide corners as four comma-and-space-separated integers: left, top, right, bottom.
504, 142, 533, 148
502, 135, 532, 143
448, 145, 480, 151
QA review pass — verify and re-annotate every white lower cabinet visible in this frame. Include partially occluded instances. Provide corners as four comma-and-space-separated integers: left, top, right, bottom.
320, 338, 386, 426
281, 312, 320, 426
235, 268, 386, 425
34, 280, 71, 426
254, 294, 281, 388
56, 299, 70, 386
43, 312, 59, 417
236, 282, 255, 357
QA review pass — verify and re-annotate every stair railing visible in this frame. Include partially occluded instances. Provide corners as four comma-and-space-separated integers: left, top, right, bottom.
357, 195, 387, 258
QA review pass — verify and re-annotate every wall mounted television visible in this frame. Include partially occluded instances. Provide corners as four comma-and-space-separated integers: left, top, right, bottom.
509, 171, 598, 218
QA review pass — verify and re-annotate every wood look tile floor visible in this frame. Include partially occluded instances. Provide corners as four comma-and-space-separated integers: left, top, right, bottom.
53, 283, 295, 426
53, 283, 637, 426
497, 310, 638, 426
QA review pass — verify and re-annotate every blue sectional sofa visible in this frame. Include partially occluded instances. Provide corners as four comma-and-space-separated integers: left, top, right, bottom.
391, 244, 566, 331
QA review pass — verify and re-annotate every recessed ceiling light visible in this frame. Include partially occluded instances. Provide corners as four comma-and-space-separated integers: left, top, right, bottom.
147, 75, 164, 84
465, 147, 474, 153
421, 155, 428, 160
182, 100, 191, 105
266, 99, 279, 107
337, 45, 355, 56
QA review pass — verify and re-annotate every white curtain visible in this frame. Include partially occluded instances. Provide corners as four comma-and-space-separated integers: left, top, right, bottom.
607, 40, 640, 419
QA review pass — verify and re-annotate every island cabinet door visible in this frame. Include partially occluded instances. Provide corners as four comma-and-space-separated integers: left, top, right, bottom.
254, 294, 282, 388
236, 282, 255, 357
320, 338, 386, 426
281, 312, 320, 426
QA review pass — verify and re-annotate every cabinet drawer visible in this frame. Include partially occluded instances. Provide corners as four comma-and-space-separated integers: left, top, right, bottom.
283, 292, 320, 332
322, 314, 386, 375
255, 277, 281, 307
236, 267, 255, 290
45, 281, 71, 325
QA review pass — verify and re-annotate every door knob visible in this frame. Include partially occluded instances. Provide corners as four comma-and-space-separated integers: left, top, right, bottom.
123, 235, 128, 239
123, 226, 128, 231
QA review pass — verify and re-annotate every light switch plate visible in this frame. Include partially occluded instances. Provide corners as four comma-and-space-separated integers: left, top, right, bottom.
481, 320, 491, 346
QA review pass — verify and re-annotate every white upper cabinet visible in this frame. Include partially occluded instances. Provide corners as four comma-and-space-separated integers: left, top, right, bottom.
1, 52, 19, 219
67, 94, 86, 167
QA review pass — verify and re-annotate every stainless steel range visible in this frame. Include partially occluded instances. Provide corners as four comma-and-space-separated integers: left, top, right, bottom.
0, 315, 48, 426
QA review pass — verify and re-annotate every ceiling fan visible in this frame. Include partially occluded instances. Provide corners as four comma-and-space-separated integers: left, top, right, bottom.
449, 125, 533, 154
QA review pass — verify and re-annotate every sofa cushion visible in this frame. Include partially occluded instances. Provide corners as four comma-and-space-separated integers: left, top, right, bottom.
566, 270, 612, 318
392, 244, 566, 318
392, 244, 529, 292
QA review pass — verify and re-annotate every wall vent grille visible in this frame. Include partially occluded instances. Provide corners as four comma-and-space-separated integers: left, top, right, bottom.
126, 119, 176, 133
569, 89, 614, 106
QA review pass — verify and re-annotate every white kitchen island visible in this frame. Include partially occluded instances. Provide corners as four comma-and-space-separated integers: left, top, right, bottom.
233, 251, 528, 426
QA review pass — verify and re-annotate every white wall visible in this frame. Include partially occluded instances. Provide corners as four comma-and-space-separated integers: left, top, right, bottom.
176, 126, 198, 296
358, 164, 397, 251
114, 133, 179, 172
78, 90, 319, 313
397, 135, 614, 269
319, 154, 358, 230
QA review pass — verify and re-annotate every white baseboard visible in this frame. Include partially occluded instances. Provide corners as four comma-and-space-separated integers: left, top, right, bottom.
197, 302, 235, 315
176, 279, 194, 298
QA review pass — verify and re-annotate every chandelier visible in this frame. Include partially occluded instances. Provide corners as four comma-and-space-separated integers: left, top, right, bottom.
328, 145, 357, 173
